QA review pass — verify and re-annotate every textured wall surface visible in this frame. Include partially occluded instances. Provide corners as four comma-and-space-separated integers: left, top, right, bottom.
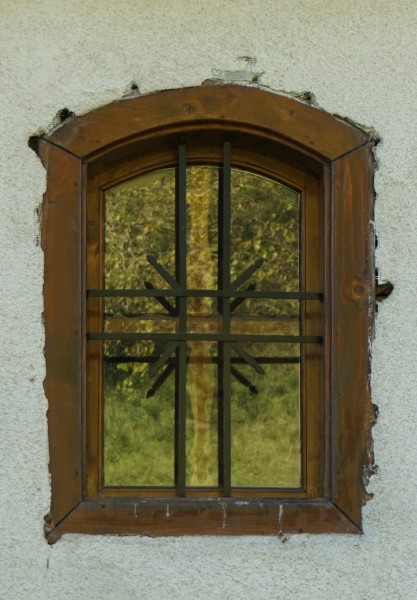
1, 1, 417, 598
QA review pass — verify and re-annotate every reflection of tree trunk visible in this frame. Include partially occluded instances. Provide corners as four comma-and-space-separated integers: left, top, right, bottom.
187, 168, 217, 486
187, 341, 214, 485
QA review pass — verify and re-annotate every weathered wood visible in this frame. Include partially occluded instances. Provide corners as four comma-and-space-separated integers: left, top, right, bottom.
302, 173, 324, 498
38, 140, 83, 530
331, 144, 375, 530
46, 498, 359, 543
46, 85, 369, 161
85, 174, 102, 497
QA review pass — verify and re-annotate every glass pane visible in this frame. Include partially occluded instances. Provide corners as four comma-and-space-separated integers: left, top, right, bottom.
105, 169, 176, 314
103, 341, 175, 487
185, 166, 219, 487
231, 343, 301, 488
187, 166, 218, 293
101, 164, 302, 491
103, 170, 177, 487
230, 169, 300, 296
104, 297, 177, 334
186, 342, 218, 487
229, 170, 301, 488
231, 299, 300, 336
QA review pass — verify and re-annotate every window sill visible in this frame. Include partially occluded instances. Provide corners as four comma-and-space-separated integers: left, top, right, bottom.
45, 498, 361, 543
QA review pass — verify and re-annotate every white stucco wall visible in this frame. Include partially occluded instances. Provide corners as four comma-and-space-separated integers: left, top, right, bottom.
1, 0, 417, 598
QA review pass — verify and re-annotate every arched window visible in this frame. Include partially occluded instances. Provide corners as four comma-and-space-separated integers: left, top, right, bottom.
37, 85, 374, 541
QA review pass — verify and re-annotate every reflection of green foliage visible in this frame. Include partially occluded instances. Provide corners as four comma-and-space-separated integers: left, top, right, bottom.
104, 359, 175, 486
231, 363, 300, 487
105, 169, 176, 315
105, 167, 299, 316
102, 165, 301, 488
104, 352, 300, 488
231, 169, 299, 289
231, 169, 299, 317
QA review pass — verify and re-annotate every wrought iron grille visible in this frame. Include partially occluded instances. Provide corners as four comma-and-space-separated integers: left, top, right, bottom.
87, 138, 323, 496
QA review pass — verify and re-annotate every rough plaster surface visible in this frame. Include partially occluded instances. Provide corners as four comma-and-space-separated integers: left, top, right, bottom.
1, 1, 417, 598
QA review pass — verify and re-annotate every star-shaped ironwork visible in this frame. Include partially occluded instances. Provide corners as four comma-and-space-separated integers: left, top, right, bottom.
145, 254, 265, 396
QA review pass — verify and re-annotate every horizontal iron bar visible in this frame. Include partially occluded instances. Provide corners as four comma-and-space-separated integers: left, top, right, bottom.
104, 312, 299, 320
103, 356, 301, 364
88, 288, 323, 300
88, 332, 323, 343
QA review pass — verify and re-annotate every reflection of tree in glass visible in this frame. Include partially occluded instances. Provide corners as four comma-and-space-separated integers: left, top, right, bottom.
231, 169, 299, 318
103, 341, 176, 486
231, 356, 300, 488
186, 167, 218, 486
102, 166, 301, 488
105, 169, 176, 316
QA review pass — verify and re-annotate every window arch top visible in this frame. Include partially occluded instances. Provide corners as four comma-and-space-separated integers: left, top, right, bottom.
45, 85, 370, 161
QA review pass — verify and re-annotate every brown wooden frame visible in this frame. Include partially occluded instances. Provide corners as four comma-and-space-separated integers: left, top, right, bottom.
37, 84, 375, 542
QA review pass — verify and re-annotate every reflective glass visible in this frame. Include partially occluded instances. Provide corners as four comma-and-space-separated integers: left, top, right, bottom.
102, 166, 301, 490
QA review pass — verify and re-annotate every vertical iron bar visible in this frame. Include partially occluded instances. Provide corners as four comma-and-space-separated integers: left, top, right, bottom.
218, 139, 232, 496
175, 138, 187, 496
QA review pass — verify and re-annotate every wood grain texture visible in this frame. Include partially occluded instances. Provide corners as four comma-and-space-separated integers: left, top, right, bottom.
39, 140, 83, 530
46, 85, 370, 161
331, 144, 375, 529
46, 498, 358, 542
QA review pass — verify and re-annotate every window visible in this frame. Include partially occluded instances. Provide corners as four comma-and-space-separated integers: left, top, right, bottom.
88, 140, 322, 499
36, 85, 375, 541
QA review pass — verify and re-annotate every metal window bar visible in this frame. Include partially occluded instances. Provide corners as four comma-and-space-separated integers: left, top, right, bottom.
88, 289, 322, 300
175, 138, 187, 496
218, 139, 232, 495
89, 332, 322, 343
103, 356, 301, 364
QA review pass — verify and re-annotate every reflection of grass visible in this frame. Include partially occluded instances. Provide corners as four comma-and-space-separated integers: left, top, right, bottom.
231, 363, 300, 487
103, 359, 300, 489
103, 166, 301, 489
103, 362, 175, 486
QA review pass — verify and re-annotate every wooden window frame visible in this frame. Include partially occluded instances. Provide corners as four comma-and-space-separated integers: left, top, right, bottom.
36, 84, 375, 542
